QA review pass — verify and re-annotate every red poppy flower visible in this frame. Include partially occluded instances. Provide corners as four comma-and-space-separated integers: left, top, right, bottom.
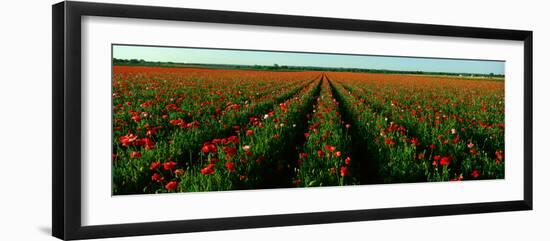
141, 138, 155, 150
163, 161, 177, 171
246, 130, 254, 136
174, 169, 185, 176
170, 119, 183, 126
452, 135, 460, 144
223, 146, 237, 157
317, 150, 324, 157
131, 115, 141, 122
324, 145, 336, 152
274, 134, 280, 139
149, 161, 161, 170
439, 156, 451, 166
119, 133, 138, 146
201, 142, 217, 154
495, 150, 504, 163
345, 156, 351, 165
201, 144, 210, 154
345, 124, 351, 129
151, 173, 163, 182
340, 166, 350, 177
225, 162, 235, 172
130, 151, 141, 159
299, 153, 308, 159
227, 135, 239, 144
410, 138, 419, 146
200, 164, 216, 175
165, 181, 178, 191
384, 137, 395, 146
471, 169, 480, 178
146, 128, 156, 136
304, 132, 310, 138
140, 101, 152, 108
211, 139, 222, 145
433, 155, 441, 161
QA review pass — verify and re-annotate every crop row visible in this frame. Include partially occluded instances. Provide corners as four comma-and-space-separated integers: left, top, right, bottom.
293, 76, 356, 187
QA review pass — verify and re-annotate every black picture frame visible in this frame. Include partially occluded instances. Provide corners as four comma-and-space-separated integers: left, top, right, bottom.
52, 1, 533, 240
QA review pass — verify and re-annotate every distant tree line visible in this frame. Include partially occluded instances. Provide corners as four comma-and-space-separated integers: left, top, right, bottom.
113, 58, 176, 65
112, 58, 504, 78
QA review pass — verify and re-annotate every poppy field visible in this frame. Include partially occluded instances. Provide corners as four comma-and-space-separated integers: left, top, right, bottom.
112, 66, 504, 195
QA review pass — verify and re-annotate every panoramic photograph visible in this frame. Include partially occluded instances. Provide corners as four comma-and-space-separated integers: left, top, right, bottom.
111, 44, 505, 195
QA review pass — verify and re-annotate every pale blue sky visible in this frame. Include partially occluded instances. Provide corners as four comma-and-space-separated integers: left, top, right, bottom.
113, 45, 504, 75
